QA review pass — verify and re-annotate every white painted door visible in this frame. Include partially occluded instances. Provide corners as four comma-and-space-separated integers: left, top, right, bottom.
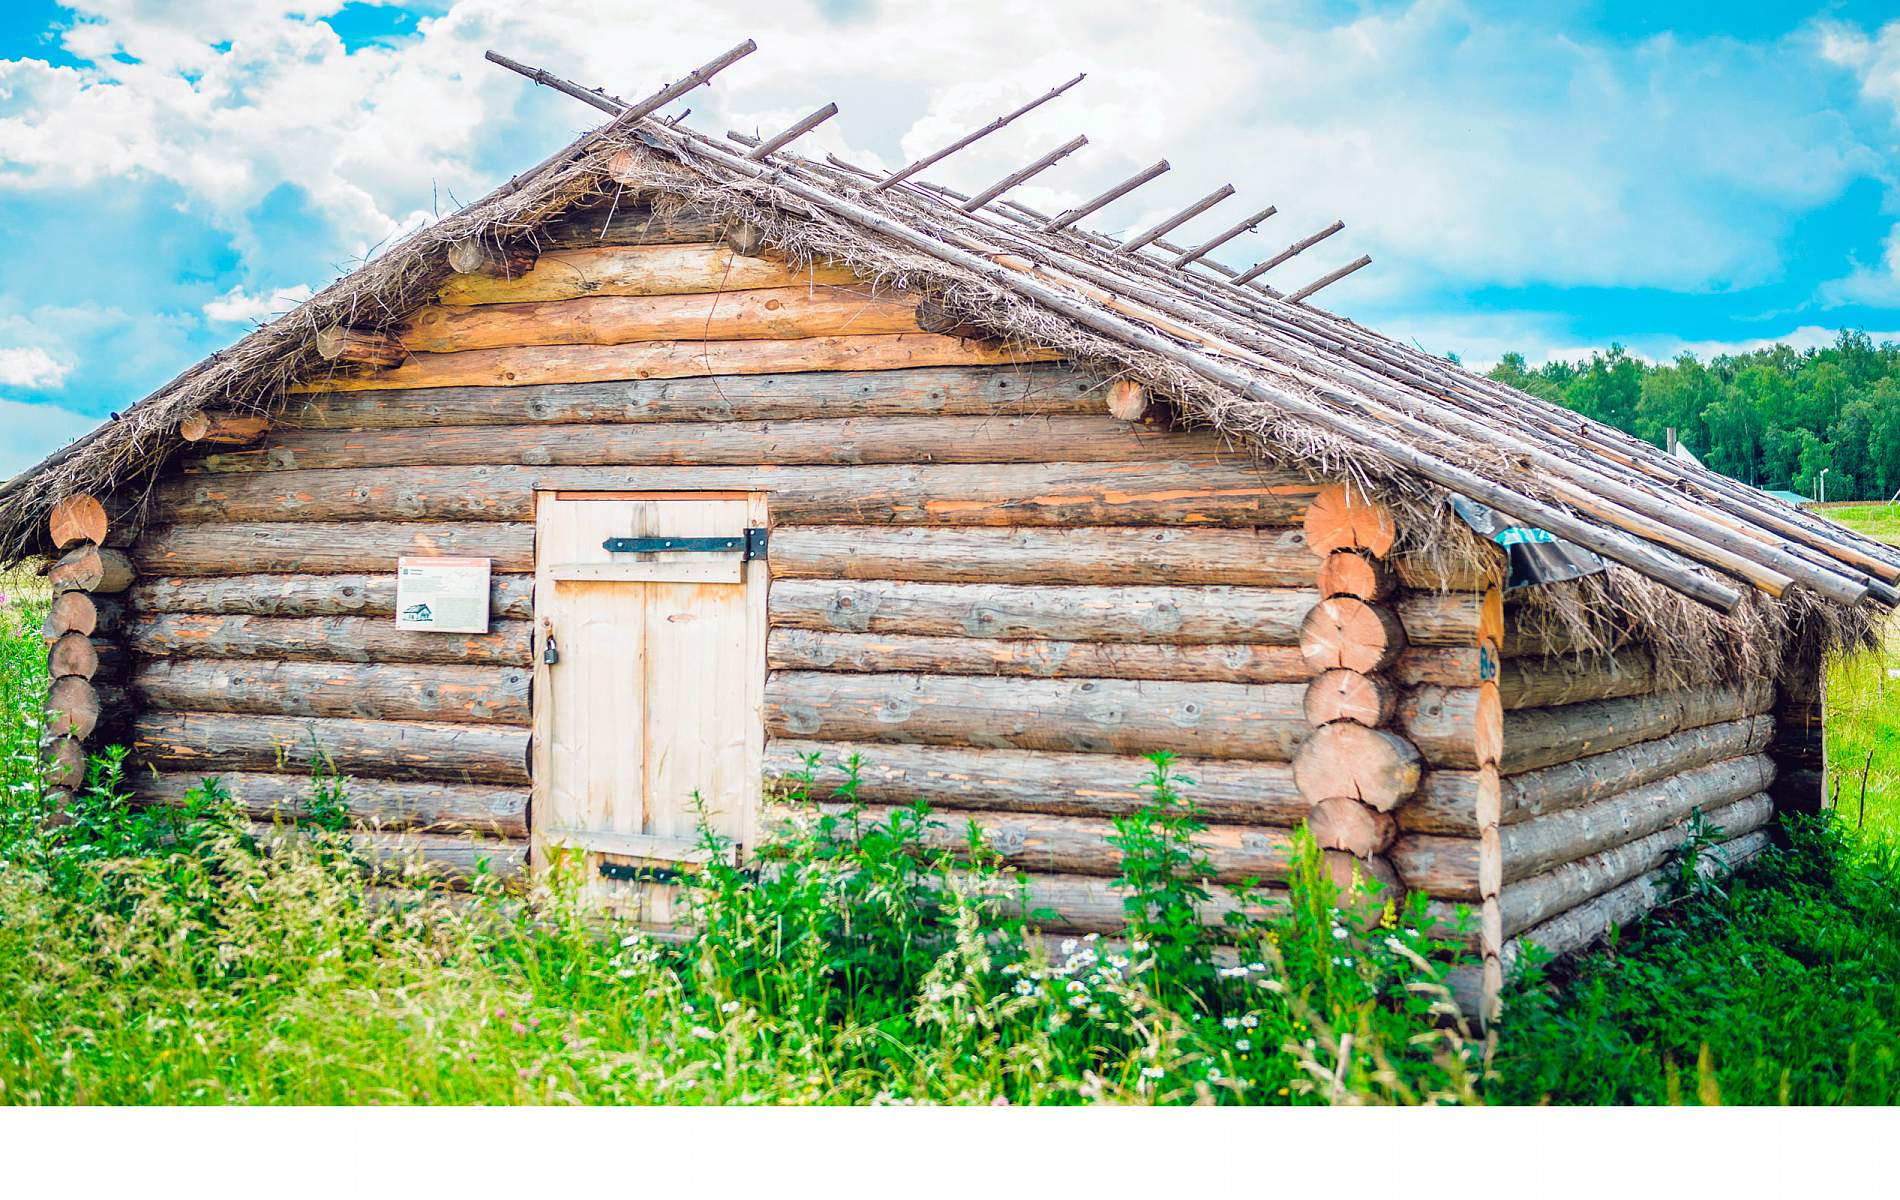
532, 491, 767, 921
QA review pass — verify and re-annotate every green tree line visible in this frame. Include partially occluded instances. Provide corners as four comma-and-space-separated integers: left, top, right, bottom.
1485, 330, 1900, 502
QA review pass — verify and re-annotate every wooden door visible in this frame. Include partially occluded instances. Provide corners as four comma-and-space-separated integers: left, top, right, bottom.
532, 491, 767, 922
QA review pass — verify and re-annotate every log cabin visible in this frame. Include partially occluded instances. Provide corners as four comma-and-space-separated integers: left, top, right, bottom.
2, 42, 1890, 1019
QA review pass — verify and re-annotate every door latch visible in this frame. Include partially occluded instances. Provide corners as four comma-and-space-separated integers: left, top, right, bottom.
542, 619, 560, 665
601, 527, 769, 560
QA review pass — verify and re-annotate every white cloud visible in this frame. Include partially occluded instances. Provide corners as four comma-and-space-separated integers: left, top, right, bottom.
0, 0, 1876, 315
1818, 18, 1900, 119
202, 283, 315, 324
0, 346, 70, 389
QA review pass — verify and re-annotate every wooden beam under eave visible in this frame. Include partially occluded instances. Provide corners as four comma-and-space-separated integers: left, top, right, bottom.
179, 410, 272, 446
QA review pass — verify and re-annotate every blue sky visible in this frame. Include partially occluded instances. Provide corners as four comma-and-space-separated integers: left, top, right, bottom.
2, 0, 1899, 477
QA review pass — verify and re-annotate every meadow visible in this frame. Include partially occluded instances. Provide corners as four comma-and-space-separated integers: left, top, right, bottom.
1, 517, 1897, 1105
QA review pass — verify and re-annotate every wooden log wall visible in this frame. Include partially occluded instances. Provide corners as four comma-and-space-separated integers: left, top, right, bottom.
1477, 594, 1783, 1005
129, 196, 1367, 905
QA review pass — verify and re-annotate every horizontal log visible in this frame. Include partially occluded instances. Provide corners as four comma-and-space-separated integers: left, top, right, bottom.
960, 869, 1284, 936
1389, 645, 1497, 687
179, 410, 272, 445
134, 660, 531, 725
1501, 682, 1775, 775
43, 591, 125, 639
764, 740, 1308, 825
154, 462, 1324, 527
1396, 769, 1495, 836
1501, 753, 1774, 883
1307, 797, 1398, 856
131, 711, 530, 785
129, 614, 532, 666
187, 415, 1200, 474
1299, 596, 1405, 673
1498, 793, 1773, 938
1317, 550, 1395, 601
399, 285, 922, 353
770, 525, 1318, 587
315, 325, 405, 368
1499, 715, 1774, 825
769, 630, 1310, 683
433, 243, 861, 305
1387, 833, 1481, 900
534, 201, 726, 249
764, 671, 1308, 761
137, 771, 528, 836
1502, 826, 1773, 965
49, 545, 134, 594
279, 363, 1103, 429
1396, 685, 1503, 769
45, 677, 127, 740
1393, 592, 1485, 647
769, 579, 1316, 645
1390, 549, 1502, 593
1290, 722, 1423, 811
1303, 484, 1396, 556
821, 803, 1296, 884
48, 494, 109, 550
47, 633, 127, 682
292, 334, 1062, 393
251, 823, 527, 887
1498, 649, 1658, 710
133, 522, 536, 576
1303, 669, 1397, 727
130, 570, 536, 618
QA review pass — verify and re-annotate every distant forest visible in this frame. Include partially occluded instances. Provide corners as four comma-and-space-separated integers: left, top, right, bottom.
1484, 330, 1900, 502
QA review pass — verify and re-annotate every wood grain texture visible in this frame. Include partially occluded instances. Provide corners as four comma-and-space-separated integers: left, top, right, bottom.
1299, 596, 1405, 673
1396, 684, 1503, 768
1302, 669, 1398, 727
130, 571, 537, 618
399, 285, 923, 352
279, 363, 1103, 429
432, 243, 861, 305
252, 824, 527, 887
769, 524, 1315, 587
1290, 721, 1423, 811
292, 334, 1063, 393
769, 629, 1311, 683
769, 579, 1316, 644
1498, 649, 1658, 710
188, 416, 1197, 474
134, 659, 532, 725
153, 461, 1324, 527
1499, 715, 1775, 825
131, 711, 530, 784
765, 671, 1309, 760
1501, 682, 1776, 775
1303, 484, 1396, 556
137, 770, 528, 836
49, 545, 134, 594
129, 614, 532, 666
134, 522, 535, 575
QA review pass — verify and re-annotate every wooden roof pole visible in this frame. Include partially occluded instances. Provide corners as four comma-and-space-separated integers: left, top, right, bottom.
960, 136, 1089, 211
871, 73, 1086, 193
776, 149, 1872, 603
1288, 255, 1372, 304
1041, 160, 1172, 232
1233, 220, 1346, 286
745, 103, 839, 159
1169, 206, 1279, 268
623, 132, 1744, 610
1116, 184, 1236, 254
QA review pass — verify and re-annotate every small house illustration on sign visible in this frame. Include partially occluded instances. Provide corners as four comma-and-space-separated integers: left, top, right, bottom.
402, 602, 434, 623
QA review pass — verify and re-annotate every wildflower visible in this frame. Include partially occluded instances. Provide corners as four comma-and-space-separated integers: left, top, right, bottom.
1066, 980, 1086, 993
1130, 940, 1151, 954
690, 1025, 716, 1039
1331, 927, 1348, 941
1061, 938, 1078, 954
1207, 1067, 1222, 1082
1084, 932, 1100, 942
619, 934, 644, 947
1277, 1087, 1290, 1097
1014, 980, 1035, 996
1234, 1039, 1252, 1052
511, 1022, 527, 1035
720, 1001, 741, 1014
1086, 1005, 1103, 1018
1222, 1017, 1240, 1031
1241, 1015, 1258, 1028
1140, 1066, 1165, 1081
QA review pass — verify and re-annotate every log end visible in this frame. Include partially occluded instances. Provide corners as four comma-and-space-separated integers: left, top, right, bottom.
1105, 379, 1151, 421
1304, 483, 1397, 557
48, 493, 109, 550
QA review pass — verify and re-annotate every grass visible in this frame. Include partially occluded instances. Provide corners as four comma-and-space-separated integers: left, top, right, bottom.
4, 538, 1900, 1105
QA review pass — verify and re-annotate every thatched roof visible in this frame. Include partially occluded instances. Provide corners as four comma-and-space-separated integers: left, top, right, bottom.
3, 44, 1892, 680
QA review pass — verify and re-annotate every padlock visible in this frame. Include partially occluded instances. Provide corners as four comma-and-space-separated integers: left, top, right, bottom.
543, 619, 560, 665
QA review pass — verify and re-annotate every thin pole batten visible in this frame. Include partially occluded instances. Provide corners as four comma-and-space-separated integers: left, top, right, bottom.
872, 73, 1086, 193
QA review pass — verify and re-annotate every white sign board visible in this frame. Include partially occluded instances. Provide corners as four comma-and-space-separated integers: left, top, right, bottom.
396, 556, 491, 633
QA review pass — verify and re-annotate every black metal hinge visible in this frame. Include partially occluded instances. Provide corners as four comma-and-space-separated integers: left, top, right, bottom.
598, 861, 685, 884
601, 526, 769, 560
